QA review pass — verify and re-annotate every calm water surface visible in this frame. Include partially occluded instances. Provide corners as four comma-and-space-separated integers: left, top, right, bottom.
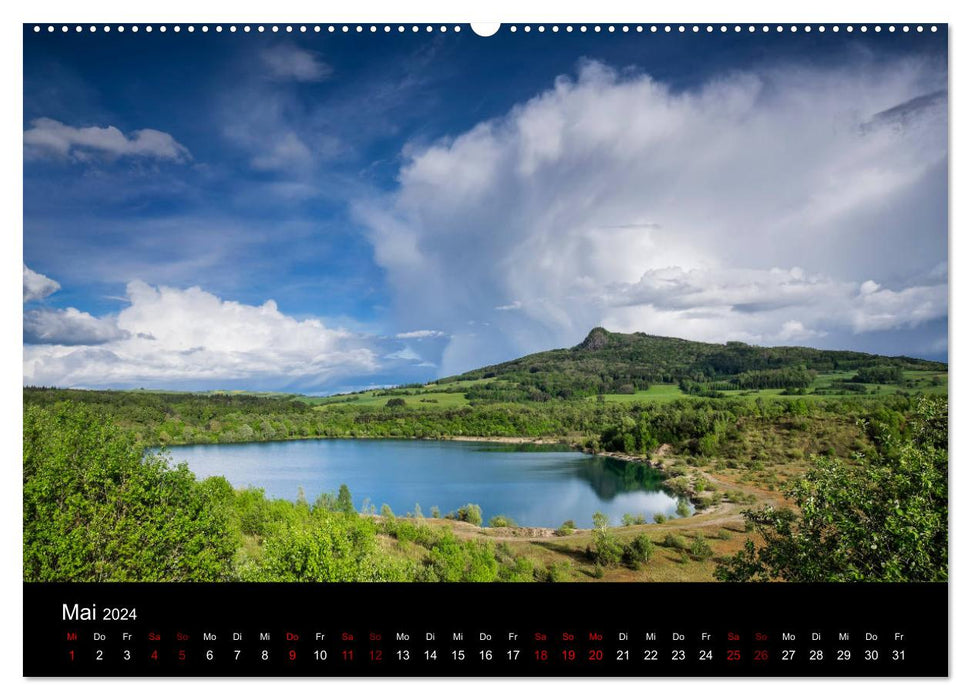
166, 439, 689, 528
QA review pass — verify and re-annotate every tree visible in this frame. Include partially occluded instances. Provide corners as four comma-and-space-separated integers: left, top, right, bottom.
590, 511, 623, 565
716, 397, 947, 582
336, 484, 355, 515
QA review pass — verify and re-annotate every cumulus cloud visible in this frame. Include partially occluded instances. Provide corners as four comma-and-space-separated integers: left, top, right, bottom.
24, 118, 191, 162
261, 44, 332, 82
23, 282, 379, 389
24, 307, 129, 346
23, 265, 60, 302
356, 57, 948, 372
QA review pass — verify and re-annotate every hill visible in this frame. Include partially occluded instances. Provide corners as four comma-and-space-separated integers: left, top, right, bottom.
436, 328, 946, 402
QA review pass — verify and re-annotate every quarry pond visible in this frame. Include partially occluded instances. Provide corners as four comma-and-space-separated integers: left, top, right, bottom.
165, 438, 690, 529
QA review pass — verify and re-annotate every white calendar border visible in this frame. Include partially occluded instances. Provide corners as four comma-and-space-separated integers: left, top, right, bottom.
2, 0, 965, 697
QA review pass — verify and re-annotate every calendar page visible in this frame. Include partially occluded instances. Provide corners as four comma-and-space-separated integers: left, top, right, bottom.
22, 20, 948, 678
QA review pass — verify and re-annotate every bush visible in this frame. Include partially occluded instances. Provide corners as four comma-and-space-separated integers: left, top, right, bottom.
690, 535, 714, 560
380, 504, 395, 519
662, 533, 688, 550
455, 503, 483, 526
554, 520, 576, 536
623, 535, 655, 568
589, 512, 623, 565
385, 398, 407, 408
23, 404, 238, 582
676, 499, 692, 518
489, 514, 517, 528
653, 513, 667, 524
621, 513, 646, 526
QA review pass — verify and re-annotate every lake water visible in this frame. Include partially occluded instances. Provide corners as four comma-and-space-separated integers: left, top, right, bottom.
165, 439, 689, 528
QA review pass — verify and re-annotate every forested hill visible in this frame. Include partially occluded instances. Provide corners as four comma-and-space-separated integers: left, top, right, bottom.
440, 327, 946, 401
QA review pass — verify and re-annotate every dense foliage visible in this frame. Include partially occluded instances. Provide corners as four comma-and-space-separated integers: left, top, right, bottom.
715, 396, 948, 582
23, 403, 237, 582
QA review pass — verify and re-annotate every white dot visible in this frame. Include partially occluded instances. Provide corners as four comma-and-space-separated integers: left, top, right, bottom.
104, 26, 110, 32
567, 26, 573, 32
75, 25, 82, 32
622, 26, 628, 33
553, 26, 560, 32
426, 25, 432, 32
510, 26, 517, 33
819, 25, 826, 32
455, 26, 461, 32
762, 26, 769, 32
748, 25, 755, 32
889, 26, 895, 32
116, 26, 122, 33
847, 26, 853, 32
861, 26, 868, 32
524, 26, 531, 33
875, 26, 882, 33
384, 26, 390, 33
833, 26, 840, 32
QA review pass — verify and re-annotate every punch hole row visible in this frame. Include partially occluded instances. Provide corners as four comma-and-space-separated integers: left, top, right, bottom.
31, 24, 940, 35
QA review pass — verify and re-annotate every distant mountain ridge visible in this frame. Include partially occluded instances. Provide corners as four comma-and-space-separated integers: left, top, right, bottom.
438, 328, 945, 401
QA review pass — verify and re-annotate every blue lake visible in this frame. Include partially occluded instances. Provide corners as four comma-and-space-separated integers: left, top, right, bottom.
165, 439, 689, 528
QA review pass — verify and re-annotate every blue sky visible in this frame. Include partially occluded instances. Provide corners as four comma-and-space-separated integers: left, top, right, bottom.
23, 26, 948, 392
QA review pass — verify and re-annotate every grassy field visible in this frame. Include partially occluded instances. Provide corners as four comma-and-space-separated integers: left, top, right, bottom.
590, 369, 946, 404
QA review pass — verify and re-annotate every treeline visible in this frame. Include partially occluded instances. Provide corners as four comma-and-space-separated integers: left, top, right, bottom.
24, 387, 929, 471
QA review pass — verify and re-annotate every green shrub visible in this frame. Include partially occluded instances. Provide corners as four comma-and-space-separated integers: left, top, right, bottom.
662, 533, 688, 550
23, 404, 238, 582
489, 514, 518, 528
690, 535, 714, 560
455, 503, 483, 526
623, 535, 655, 568
653, 513, 667, 524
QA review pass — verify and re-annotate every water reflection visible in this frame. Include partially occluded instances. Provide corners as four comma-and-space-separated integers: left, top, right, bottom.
165, 438, 689, 528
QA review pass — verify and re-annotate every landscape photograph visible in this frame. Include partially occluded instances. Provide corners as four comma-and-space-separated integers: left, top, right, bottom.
23, 25, 947, 584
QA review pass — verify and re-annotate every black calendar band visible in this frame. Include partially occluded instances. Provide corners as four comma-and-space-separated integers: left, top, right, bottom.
24, 582, 947, 677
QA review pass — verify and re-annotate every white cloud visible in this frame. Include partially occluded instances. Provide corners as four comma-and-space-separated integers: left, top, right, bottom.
261, 44, 332, 82
24, 118, 191, 162
394, 329, 446, 339
356, 57, 947, 372
23, 282, 378, 388
23, 265, 60, 302
24, 308, 129, 346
